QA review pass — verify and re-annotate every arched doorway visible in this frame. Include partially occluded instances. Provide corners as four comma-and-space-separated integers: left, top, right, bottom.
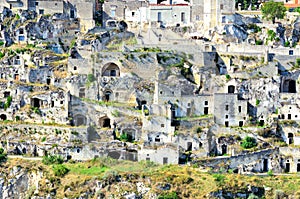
103, 90, 113, 102
282, 79, 296, 93
102, 63, 120, 77
74, 114, 87, 126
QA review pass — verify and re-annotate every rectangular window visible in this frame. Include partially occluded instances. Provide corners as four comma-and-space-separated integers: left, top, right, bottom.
204, 101, 208, 105
39, 9, 44, 15
181, 12, 185, 22
225, 115, 228, 119
35, 2, 39, 6
220, 4, 224, 10
111, 10, 116, 17
238, 106, 241, 113
225, 105, 229, 111
163, 157, 168, 165
70, 10, 75, 18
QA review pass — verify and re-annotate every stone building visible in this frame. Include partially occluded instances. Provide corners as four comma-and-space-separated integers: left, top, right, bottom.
214, 93, 248, 127
203, 0, 235, 29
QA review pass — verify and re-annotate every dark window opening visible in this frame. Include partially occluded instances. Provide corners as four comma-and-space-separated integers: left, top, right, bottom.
288, 133, 294, 144
263, 159, 268, 172
228, 85, 235, 93
221, 144, 227, 155
46, 77, 51, 85
259, 120, 264, 127
4, 91, 10, 98
239, 121, 243, 127
297, 163, 300, 172
225, 105, 229, 111
79, 88, 85, 98
204, 101, 208, 105
155, 136, 160, 142
187, 142, 192, 151
181, 12, 185, 22
238, 106, 241, 113
225, 115, 228, 119
74, 66, 77, 70
288, 114, 292, 119
163, 157, 168, 165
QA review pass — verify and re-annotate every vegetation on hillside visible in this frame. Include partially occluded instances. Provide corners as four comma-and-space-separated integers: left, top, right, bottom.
3, 158, 300, 198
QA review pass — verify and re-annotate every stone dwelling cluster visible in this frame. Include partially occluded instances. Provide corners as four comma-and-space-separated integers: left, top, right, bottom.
103, 0, 235, 30
1, 0, 300, 174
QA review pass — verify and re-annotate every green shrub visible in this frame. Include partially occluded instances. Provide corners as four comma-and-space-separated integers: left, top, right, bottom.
87, 74, 96, 82
0, 148, 7, 162
158, 191, 178, 199
284, 41, 290, 47
256, 99, 260, 106
225, 74, 231, 80
120, 133, 128, 142
241, 136, 257, 149
255, 40, 263, 45
42, 155, 64, 165
15, 115, 20, 121
52, 164, 69, 177
41, 137, 46, 142
212, 173, 226, 187
267, 169, 274, 176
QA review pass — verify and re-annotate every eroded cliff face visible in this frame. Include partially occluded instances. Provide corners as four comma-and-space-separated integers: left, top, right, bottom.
0, 158, 299, 199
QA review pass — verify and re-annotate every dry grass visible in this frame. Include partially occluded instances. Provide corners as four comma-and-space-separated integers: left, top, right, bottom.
2, 158, 300, 198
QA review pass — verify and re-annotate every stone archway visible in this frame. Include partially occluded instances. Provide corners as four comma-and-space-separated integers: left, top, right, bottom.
102, 63, 120, 77
282, 79, 296, 93
103, 90, 113, 102
74, 114, 87, 126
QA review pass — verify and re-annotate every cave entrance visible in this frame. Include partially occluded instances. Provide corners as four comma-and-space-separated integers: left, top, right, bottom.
0, 114, 7, 121
99, 116, 111, 128
31, 98, 41, 108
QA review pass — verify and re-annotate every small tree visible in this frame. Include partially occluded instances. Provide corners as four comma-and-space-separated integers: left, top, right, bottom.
261, 1, 286, 24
